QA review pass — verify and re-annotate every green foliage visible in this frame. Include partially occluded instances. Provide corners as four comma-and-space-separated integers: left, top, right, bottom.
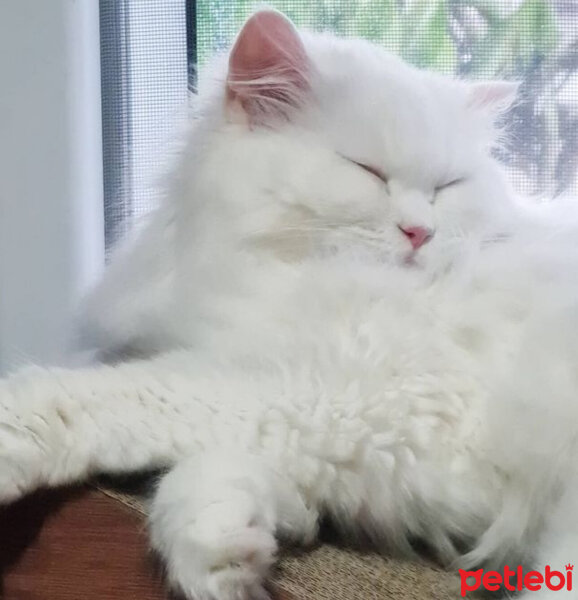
197, 0, 556, 77
399, 1, 456, 73
465, 0, 557, 78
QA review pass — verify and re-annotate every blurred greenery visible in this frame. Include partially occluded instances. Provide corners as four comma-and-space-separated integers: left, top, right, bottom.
197, 0, 578, 196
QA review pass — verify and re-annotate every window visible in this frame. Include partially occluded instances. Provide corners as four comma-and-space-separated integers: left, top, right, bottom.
101, 0, 578, 252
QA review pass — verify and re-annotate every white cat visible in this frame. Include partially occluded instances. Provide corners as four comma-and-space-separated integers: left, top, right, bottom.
2, 9, 578, 599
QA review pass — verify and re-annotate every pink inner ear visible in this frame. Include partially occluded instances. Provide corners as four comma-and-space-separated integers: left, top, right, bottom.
227, 10, 309, 118
467, 81, 519, 111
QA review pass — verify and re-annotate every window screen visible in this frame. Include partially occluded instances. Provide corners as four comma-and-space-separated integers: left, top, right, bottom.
101, 0, 578, 249
100, 0, 193, 248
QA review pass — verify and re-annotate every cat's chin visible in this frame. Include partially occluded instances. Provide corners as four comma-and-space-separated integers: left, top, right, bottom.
400, 250, 426, 269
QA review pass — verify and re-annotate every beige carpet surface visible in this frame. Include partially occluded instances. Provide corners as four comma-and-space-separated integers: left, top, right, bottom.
99, 485, 462, 600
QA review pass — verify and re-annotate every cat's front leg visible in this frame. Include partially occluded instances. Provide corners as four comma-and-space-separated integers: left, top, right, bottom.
149, 451, 318, 600
0, 366, 83, 503
0, 356, 199, 503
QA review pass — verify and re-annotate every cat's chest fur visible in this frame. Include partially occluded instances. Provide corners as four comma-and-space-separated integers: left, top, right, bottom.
163, 258, 516, 483
170, 268, 512, 544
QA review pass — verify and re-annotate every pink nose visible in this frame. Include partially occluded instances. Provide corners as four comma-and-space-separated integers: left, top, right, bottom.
399, 225, 433, 250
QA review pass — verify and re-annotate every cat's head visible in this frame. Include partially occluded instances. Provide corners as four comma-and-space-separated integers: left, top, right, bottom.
188, 10, 518, 269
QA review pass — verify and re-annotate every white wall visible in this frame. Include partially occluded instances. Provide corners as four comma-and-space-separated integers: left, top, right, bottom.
0, 1, 104, 374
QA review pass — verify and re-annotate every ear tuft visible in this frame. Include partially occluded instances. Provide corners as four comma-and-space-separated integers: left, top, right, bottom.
227, 10, 310, 124
467, 81, 520, 113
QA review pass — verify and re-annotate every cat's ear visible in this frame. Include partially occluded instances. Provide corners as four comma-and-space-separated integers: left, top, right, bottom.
467, 81, 519, 113
226, 10, 310, 125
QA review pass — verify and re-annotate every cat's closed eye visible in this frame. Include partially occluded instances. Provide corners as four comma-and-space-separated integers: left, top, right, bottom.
343, 156, 389, 188
354, 161, 388, 184
435, 177, 466, 193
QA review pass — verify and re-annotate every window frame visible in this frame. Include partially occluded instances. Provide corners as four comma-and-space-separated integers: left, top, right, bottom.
0, 0, 104, 374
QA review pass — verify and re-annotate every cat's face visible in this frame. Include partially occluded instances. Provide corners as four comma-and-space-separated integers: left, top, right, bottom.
195, 10, 518, 268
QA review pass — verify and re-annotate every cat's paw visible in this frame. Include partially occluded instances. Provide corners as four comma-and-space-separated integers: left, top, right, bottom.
0, 396, 44, 505
0, 421, 38, 504
198, 525, 276, 600
150, 453, 282, 600
167, 522, 277, 600
0, 462, 24, 504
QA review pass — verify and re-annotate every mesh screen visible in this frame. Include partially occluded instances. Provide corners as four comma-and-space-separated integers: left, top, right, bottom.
101, 1, 578, 247
100, 0, 189, 249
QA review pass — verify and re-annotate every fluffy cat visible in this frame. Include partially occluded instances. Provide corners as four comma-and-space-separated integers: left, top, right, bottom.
2, 9, 578, 599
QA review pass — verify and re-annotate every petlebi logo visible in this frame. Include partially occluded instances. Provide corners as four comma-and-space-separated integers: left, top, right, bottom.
459, 564, 574, 596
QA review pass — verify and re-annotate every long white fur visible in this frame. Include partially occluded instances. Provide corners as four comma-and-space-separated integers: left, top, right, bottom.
2, 10, 578, 600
